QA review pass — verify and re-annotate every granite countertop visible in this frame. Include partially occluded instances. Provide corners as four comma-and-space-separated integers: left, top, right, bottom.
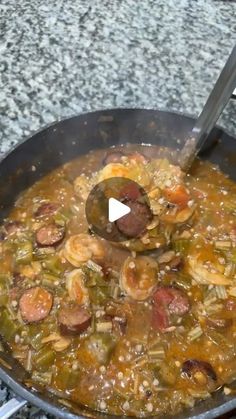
0, 0, 236, 417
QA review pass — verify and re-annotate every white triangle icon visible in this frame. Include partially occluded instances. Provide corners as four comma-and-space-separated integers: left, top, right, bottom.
108, 197, 131, 223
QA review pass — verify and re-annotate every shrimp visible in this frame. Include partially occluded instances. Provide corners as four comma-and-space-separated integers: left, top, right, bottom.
63, 234, 105, 267
187, 249, 231, 286
66, 269, 90, 305
98, 162, 150, 188
160, 205, 196, 224
120, 256, 158, 300
98, 163, 131, 182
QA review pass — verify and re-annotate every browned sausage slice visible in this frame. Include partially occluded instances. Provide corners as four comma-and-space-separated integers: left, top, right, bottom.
182, 359, 217, 383
58, 304, 91, 335
36, 224, 65, 246
116, 200, 152, 238
19, 287, 53, 323
35, 203, 59, 217
152, 286, 190, 331
119, 182, 142, 201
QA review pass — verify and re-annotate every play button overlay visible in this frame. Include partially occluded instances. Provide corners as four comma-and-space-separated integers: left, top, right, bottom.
85, 177, 152, 242
108, 198, 131, 222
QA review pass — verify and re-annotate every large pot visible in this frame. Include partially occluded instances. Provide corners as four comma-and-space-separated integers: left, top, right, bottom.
0, 109, 235, 419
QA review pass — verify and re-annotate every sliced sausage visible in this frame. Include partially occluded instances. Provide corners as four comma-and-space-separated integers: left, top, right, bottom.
152, 286, 190, 331
116, 200, 152, 238
58, 304, 91, 335
103, 151, 125, 166
19, 287, 53, 323
119, 182, 142, 201
152, 304, 169, 331
36, 224, 65, 246
4, 221, 23, 236
35, 203, 59, 217
182, 359, 217, 384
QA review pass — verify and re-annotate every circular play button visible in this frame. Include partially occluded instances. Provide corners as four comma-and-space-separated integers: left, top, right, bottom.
85, 177, 152, 242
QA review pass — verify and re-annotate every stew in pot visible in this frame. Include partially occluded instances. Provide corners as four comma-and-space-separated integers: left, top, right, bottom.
0, 144, 236, 417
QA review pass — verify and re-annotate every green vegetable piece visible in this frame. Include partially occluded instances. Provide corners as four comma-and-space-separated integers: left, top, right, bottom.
42, 255, 63, 275
15, 241, 33, 264
174, 273, 192, 290
34, 247, 55, 260
89, 287, 109, 305
85, 269, 109, 303
33, 345, 55, 371
230, 249, 236, 264
28, 325, 52, 350
41, 273, 59, 288
55, 365, 80, 390
0, 310, 19, 340
172, 239, 190, 256
0, 274, 10, 294
0, 295, 8, 306
85, 332, 116, 365
31, 370, 52, 386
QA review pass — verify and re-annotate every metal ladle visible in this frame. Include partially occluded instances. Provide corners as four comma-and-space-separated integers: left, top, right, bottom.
179, 44, 236, 171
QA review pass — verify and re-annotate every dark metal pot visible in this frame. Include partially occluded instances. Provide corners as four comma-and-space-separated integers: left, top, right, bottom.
0, 109, 235, 419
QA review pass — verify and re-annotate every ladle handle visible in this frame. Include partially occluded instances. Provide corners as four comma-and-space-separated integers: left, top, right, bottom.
180, 44, 236, 171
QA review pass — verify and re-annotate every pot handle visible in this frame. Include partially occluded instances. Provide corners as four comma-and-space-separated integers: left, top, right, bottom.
0, 397, 27, 419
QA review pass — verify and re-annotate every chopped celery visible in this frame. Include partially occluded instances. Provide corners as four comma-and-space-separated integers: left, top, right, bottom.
96, 276, 108, 288
84, 268, 109, 303
53, 215, 65, 227
230, 250, 236, 264
33, 345, 55, 371
89, 286, 109, 305
41, 273, 59, 287
96, 321, 113, 332
31, 370, 52, 385
34, 247, 55, 260
0, 295, 8, 306
0, 310, 19, 340
41, 255, 63, 275
0, 274, 10, 293
54, 365, 80, 390
53, 209, 70, 227
109, 281, 121, 299
15, 241, 33, 264
83, 267, 106, 287
28, 325, 53, 350
174, 273, 192, 290
172, 239, 190, 255
85, 276, 97, 287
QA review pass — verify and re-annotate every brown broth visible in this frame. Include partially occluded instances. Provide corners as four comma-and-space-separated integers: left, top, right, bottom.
0, 144, 236, 417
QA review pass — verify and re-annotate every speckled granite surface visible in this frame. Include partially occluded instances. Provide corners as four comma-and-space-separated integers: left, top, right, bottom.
0, 0, 236, 417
